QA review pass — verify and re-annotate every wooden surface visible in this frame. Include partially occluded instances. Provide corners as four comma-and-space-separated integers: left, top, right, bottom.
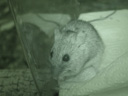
0, 69, 41, 96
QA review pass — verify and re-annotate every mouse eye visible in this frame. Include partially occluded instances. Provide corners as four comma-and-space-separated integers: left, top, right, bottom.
62, 54, 70, 62
50, 51, 53, 58
66, 30, 75, 33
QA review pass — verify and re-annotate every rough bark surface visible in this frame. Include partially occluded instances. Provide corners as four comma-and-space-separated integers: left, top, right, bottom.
0, 69, 41, 96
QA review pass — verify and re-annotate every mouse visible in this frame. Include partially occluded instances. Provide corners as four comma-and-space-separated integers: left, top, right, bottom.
49, 20, 104, 84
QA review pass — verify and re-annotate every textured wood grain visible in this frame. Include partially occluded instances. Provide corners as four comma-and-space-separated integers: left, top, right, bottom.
0, 69, 43, 96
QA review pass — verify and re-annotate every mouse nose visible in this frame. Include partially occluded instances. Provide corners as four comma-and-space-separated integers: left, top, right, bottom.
52, 72, 59, 80
52, 67, 60, 80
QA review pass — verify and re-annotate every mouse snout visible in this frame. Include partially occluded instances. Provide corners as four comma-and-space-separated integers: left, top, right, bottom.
52, 66, 61, 80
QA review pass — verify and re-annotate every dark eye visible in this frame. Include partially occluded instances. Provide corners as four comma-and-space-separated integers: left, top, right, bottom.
62, 54, 70, 62
66, 29, 76, 33
50, 51, 53, 58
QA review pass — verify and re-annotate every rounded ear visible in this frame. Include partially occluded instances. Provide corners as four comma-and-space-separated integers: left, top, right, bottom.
76, 31, 87, 43
54, 28, 62, 41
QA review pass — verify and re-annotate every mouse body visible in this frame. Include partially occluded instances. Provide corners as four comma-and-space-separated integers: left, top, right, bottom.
49, 20, 104, 84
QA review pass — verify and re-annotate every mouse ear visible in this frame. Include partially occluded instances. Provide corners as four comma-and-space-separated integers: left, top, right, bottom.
54, 28, 62, 41
76, 30, 87, 43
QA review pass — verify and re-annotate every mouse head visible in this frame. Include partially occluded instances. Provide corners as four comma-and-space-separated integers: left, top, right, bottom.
49, 20, 104, 82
